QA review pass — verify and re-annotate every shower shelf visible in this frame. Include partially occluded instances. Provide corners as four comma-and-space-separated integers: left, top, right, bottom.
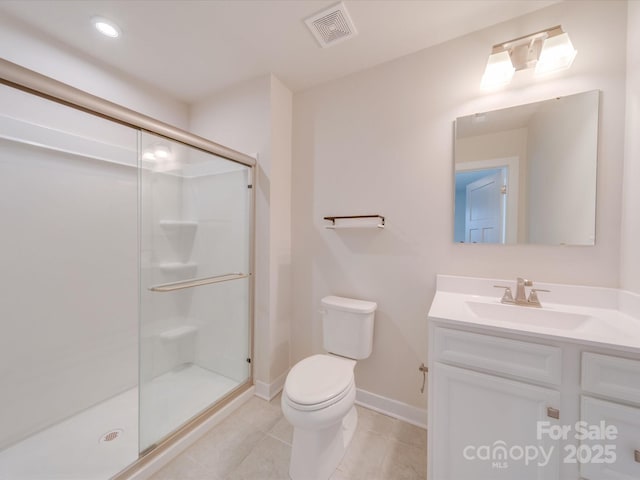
158, 262, 198, 276
159, 325, 198, 341
159, 220, 199, 232
324, 215, 385, 229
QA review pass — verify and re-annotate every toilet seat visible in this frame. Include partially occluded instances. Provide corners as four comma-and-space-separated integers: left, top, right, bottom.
284, 354, 356, 412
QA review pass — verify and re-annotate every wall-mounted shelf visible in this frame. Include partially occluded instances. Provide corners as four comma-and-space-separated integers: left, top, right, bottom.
159, 325, 198, 341
159, 220, 199, 232
324, 215, 385, 229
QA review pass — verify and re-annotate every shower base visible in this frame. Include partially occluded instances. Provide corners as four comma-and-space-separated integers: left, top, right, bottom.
0, 365, 239, 480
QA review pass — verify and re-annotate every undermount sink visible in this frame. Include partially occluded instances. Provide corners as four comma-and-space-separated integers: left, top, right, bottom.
465, 300, 592, 330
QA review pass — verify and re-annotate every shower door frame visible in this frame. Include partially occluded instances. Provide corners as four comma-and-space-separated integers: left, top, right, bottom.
0, 58, 256, 477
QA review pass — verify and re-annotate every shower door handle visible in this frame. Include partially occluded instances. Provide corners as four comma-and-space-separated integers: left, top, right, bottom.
149, 272, 249, 292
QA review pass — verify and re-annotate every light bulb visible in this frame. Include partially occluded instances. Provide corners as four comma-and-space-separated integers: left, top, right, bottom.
535, 32, 577, 75
481, 50, 515, 89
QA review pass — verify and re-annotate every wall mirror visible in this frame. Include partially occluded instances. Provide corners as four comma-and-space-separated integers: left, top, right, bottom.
453, 90, 599, 245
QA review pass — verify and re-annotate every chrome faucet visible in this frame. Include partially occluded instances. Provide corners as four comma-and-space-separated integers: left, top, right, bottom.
494, 277, 550, 307
515, 277, 532, 305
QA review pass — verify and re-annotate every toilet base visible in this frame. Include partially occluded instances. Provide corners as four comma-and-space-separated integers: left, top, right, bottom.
289, 406, 358, 480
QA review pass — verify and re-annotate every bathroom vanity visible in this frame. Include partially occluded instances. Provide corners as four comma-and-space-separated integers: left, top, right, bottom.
427, 275, 640, 480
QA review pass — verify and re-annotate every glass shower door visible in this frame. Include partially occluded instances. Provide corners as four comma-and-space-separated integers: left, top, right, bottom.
0, 83, 139, 480
139, 132, 252, 451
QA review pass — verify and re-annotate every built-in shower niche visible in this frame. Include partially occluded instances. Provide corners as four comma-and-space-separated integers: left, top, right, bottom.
159, 219, 198, 263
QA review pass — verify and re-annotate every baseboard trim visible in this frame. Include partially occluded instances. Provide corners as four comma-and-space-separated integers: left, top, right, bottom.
254, 371, 287, 401
127, 386, 255, 480
253, 373, 427, 429
355, 388, 427, 429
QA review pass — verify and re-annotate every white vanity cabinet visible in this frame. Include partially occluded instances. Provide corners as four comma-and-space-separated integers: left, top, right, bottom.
427, 275, 640, 480
580, 353, 640, 480
428, 324, 640, 480
429, 327, 564, 480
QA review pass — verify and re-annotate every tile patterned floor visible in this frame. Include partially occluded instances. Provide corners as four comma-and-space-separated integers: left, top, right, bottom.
150, 394, 427, 480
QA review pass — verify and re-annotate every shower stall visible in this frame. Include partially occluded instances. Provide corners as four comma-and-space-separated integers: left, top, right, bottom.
0, 60, 254, 479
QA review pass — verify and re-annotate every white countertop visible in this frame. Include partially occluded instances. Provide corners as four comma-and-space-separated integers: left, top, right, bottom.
428, 275, 640, 354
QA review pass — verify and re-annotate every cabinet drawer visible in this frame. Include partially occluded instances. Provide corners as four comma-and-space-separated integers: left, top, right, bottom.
582, 353, 640, 405
581, 396, 640, 480
433, 327, 562, 385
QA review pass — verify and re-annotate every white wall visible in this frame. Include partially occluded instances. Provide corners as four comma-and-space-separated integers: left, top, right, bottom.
0, 14, 188, 129
620, 0, 640, 294
292, 0, 627, 410
189, 75, 293, 392
268, 77, 293, 383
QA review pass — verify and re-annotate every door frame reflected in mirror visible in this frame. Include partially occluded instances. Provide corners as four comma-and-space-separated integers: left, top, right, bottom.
454, 157, 520, 244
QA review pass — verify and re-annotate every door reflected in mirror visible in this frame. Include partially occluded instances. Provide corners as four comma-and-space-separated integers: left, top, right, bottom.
454, 90, 599, 245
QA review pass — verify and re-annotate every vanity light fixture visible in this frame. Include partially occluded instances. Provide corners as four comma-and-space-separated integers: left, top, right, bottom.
535, 30, 578, 75
481, 50, 515, 89
92, 16, 121, 38
481, 25, 577, 89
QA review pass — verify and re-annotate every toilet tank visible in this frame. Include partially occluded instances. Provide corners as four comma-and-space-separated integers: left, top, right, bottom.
321, 296, 377, 359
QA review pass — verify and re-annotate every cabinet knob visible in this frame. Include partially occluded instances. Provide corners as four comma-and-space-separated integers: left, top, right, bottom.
547, 407, 560, 419
635, 449, 640, 463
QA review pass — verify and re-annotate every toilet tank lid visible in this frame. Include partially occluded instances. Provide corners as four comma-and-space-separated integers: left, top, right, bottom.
321, 296, 377, 314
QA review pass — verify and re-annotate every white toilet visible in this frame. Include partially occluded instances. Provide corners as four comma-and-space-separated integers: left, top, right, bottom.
282, 295, 377, 480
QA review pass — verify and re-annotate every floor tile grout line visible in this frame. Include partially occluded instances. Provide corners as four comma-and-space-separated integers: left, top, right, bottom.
265, 431, 292, 447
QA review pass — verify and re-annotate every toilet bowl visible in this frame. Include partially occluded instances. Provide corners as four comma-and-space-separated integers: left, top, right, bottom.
282, 354, 358, 480
282, 296, 377, 480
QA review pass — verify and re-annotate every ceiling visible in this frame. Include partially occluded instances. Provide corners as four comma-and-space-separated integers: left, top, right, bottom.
0, 0, 558, 104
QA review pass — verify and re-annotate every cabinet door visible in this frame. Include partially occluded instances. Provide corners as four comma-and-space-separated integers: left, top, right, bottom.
431, 363, 561, 480
581, 396, 640, 480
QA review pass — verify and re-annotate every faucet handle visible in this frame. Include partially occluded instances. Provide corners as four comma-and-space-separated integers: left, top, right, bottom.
528, 288, 550, 307
494, 285, 515, 304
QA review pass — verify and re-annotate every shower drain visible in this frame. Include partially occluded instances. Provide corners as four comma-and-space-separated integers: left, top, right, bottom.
99, 429, 124, 443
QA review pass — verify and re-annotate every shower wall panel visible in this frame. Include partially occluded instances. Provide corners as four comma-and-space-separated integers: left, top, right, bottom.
187, 170, 251, 382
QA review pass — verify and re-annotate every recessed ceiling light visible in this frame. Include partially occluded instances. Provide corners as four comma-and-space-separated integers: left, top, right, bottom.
92, 17, 121, 38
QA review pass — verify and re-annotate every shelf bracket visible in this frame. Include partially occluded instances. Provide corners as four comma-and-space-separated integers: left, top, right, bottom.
323, 214, 385, 229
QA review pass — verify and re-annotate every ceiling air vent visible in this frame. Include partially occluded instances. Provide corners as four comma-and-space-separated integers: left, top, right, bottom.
305, 2, 358, 48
